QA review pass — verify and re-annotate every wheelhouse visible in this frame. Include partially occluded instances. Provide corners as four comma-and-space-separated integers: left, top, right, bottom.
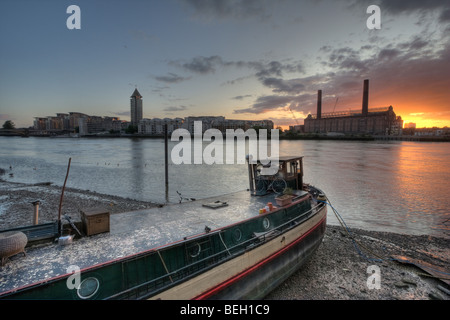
247, 156, 304, 195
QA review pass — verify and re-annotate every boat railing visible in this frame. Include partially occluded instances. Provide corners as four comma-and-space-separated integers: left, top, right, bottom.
105, 201, 326, 300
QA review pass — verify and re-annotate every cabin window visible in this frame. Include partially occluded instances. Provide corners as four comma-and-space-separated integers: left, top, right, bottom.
232, 228, 242, 242
77, 277, 100, 299
287, 161, 299, 178
187, 242, 201, 258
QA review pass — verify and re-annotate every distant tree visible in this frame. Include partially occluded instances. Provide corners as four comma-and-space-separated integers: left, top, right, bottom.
2, 120, 15, 129
125, 125, 138, 134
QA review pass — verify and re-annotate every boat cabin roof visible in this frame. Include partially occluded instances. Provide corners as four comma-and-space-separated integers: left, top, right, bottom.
252, 156, 303, 163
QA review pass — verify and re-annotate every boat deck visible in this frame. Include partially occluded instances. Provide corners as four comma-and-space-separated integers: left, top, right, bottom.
0, 190, 303, 294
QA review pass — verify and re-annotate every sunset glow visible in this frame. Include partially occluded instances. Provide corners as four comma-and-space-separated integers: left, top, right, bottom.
0, 1, 449, 130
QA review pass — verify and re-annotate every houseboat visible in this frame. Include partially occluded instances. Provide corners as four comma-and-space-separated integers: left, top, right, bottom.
0, 156, 327, 300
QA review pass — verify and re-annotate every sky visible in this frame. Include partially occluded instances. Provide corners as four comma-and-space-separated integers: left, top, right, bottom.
1, 0, 450, 129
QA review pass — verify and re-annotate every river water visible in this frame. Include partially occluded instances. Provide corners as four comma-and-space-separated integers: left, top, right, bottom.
1, 136, 449, 239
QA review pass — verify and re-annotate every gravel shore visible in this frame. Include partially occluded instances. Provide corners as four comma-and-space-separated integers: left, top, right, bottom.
1, 179, 449, 300
266, 225, 449, 300
0, 179, 160, 230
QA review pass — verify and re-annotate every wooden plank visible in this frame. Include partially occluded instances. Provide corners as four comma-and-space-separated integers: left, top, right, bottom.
392, 255, 450, 286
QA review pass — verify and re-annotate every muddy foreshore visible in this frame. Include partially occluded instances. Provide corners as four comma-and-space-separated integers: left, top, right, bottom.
0, 179, 449, 300
0, 179, 160, 230
266, 225, 449, 300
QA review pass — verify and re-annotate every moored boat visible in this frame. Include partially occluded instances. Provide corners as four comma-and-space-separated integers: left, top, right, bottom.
0, 156, 327, 300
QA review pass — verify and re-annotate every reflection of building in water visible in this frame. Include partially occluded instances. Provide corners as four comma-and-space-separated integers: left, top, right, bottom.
304, 79, 403, 135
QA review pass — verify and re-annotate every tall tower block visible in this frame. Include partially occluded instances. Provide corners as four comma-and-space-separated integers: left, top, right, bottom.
130, 88, 143, 126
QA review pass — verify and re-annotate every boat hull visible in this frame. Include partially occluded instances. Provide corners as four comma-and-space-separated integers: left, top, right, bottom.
206, 212, 326, 299
151, 204, 327, 300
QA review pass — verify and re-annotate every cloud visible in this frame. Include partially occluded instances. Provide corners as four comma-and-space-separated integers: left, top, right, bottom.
222, 75, 252, 86
233, 28, 450, 117
378, 48, 401, 61
171, 55, 303, 77
399, 36, 429, 51
374, 0, 450, 15
439, 8, 450, 22
234, 93, 315, 114
154, 73, 191, 83
170, 55, 224, 74
262, 77, 305, 94
254, 60, 304, 79
151, 85, 170, 93
180, 0, 269, 21
326, 47, 369, 73
345, 0, 450, 16
234, 95, 296, 114
172, 55, 248, 74
163, 105, 188, 112
111, 111, 129, 116
231, 95, 252, 100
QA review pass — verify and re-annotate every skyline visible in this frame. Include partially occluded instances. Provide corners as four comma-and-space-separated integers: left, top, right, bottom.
1, 1, 450, 130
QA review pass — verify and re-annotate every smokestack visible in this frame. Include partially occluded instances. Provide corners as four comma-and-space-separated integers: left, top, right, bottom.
362, 79, 369, 116
317, 90, 322, 119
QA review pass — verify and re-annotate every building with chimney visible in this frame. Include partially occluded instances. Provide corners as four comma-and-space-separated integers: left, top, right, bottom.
130, 88, 143, 126
304, 79, 403, 135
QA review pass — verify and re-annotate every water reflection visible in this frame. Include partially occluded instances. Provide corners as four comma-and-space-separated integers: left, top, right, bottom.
393, 142, 450, 235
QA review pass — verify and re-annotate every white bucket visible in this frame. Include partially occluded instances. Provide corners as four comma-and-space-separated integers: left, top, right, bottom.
58, 235, 74, 246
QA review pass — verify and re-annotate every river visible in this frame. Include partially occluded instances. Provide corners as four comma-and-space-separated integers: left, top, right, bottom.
0, 136, 449, 239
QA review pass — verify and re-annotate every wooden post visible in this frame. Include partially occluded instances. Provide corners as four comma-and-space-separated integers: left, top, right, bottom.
31, 200, 40, 225
58, 158, 72, 233
246, 155, 254, 193
164, 124, 169, 202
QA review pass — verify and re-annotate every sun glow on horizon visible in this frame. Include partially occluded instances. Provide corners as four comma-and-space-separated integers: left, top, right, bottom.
402, 110, 450, 129
403, 118, 449, 129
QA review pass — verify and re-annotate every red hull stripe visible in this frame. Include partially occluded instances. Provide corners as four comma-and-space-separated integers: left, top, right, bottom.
193, 214, 326, 300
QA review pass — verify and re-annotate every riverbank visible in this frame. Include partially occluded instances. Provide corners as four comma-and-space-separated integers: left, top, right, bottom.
266, 224, 449, 300
0, 179, 449, 300
0, 179, 160, 230
2, 129, 450, 142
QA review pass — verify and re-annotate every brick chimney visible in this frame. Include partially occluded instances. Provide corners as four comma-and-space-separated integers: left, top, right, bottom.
362, 79, 369, 116
317, 90, 322, 119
